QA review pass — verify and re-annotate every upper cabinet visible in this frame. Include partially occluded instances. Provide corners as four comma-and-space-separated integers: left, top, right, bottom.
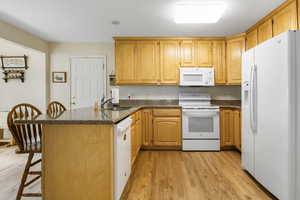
180, 40, 196, 66
213, 41, 226, 85
273, 1, 298, 36
226, 35, 245, 85
258, 19, 273, 44
115, 38, 224, 85
196, 41, 213, 66
246, 0, 298, 50
246, 29, 258, 50
136, 41, 160, 84
115, 41, 137, 84
160, 41, 180, 84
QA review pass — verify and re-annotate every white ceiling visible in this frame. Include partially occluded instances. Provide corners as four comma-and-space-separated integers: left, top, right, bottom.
0, 0, 286, 42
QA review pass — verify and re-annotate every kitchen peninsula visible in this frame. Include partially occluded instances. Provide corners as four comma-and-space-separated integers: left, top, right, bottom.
16, 100, 240, 200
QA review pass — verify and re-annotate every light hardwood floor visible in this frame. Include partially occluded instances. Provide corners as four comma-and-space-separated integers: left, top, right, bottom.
0, 147, 275, 200
0, 146, 41, 200
122, 151, 276, 200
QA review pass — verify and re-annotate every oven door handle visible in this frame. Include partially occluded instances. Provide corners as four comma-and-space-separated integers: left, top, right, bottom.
182, 110, 219, 117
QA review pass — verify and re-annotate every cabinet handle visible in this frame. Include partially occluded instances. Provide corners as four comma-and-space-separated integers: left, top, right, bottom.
123, 134, 127, 141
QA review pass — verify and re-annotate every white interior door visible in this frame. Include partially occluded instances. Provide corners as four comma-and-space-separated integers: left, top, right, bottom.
254, 33, 290, 200
71, 57, 106, 109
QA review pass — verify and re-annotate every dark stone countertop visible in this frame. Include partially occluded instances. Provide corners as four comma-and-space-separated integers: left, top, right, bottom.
211, 100, 241, 109
15, 99, 240, 125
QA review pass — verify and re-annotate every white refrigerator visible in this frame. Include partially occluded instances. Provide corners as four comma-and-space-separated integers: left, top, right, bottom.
242, 31, 300, 200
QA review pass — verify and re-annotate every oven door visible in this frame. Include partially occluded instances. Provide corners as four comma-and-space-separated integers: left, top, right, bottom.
182, 109, 220, 139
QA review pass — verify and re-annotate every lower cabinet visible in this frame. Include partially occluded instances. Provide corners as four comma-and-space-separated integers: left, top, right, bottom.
142, 109, 153, 146
153, 117, 181, 146
142, 108, 182, 149
131, 111, 142, 166
220, 108, 241, 150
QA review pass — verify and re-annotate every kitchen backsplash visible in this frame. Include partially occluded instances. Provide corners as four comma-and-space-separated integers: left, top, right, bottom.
119, 86, 241, 100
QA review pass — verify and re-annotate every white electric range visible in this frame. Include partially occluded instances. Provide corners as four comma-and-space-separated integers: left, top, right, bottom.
179, 93, 220, 151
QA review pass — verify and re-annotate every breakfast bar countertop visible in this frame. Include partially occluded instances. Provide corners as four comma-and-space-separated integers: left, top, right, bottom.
15, 99, 240, 125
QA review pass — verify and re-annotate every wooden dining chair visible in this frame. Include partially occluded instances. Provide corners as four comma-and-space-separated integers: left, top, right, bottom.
47, 101, 66, 116
7, 104, 42, 200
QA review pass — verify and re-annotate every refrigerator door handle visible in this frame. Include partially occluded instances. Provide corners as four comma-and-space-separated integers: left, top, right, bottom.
250, 64, 258, 133
249, 65, 253, 132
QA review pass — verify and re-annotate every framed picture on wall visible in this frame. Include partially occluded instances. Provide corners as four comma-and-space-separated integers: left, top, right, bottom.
52, 72, 67, 83
1, 55, 28, 69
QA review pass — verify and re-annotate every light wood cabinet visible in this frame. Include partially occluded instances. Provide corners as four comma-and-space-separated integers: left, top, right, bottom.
213, 41, 226, 85
246, 29, 258, 50
220, 108, 241, 150
233, 109, 241, 151
142, 108, 181, 148
196, 41, 212, 66
221, 109, 234, 147
136, 117, 142, 152
273, 1, 298, 36
160, 41, 180, 84
180, 40, 196, 66
153, 108, 181, 117
131, 122, 137, 165
153, 117, 181, 146
226, 35, 245, 85
142, 109, 153, 147
258, 19, 273, 44
131, 111, 142, 166
115, 41, 137, 84
136, 41, 160, 84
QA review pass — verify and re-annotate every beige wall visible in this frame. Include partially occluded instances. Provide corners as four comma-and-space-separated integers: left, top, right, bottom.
49, 42, 115, 108
0, 20, 48, 53
0, 20, 50, 104
0, 38, 47, 111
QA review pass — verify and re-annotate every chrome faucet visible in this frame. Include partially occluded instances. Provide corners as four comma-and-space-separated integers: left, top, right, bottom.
101, 97, 113, 109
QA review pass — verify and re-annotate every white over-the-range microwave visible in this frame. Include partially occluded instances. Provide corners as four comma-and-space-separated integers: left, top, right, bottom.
180, 67, 215, 86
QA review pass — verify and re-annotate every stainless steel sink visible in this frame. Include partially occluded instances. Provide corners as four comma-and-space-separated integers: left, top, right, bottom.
104, 106, 132, 111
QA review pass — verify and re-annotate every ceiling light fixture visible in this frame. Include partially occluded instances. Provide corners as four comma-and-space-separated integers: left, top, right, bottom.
174, 2, 226, 24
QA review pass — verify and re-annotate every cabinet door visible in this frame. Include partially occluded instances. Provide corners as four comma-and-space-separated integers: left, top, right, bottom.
226, 36, 245, 85
131, 123, 137, 164
246, 29, 258, 50
258, 19, 273, 44
180, 40, 196, 66
273, 1, 298, 36
115, 41, 137, 84
142, 109, 153, 147
233, 109, 241, 151
196, 41, 212, 66
160, 41, 180, 84
136, 119, 142, 152
220, 109, 234, 147
136, 41, 160, 84
153, 117, 181, 146
212, 41, 226, 85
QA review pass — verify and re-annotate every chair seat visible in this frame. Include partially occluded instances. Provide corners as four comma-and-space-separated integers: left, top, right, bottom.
16, 142, 41, 154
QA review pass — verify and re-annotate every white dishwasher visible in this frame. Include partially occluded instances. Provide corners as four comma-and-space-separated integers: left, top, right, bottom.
114, 117, 132, 200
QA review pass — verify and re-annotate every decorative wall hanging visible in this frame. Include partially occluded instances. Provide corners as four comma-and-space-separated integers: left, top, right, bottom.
1, 55, 28, 69
52, 72, 67, 83
1, 55, 28, 83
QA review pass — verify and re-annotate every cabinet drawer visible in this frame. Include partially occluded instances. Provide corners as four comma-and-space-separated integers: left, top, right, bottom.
153, 109, 181, 117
